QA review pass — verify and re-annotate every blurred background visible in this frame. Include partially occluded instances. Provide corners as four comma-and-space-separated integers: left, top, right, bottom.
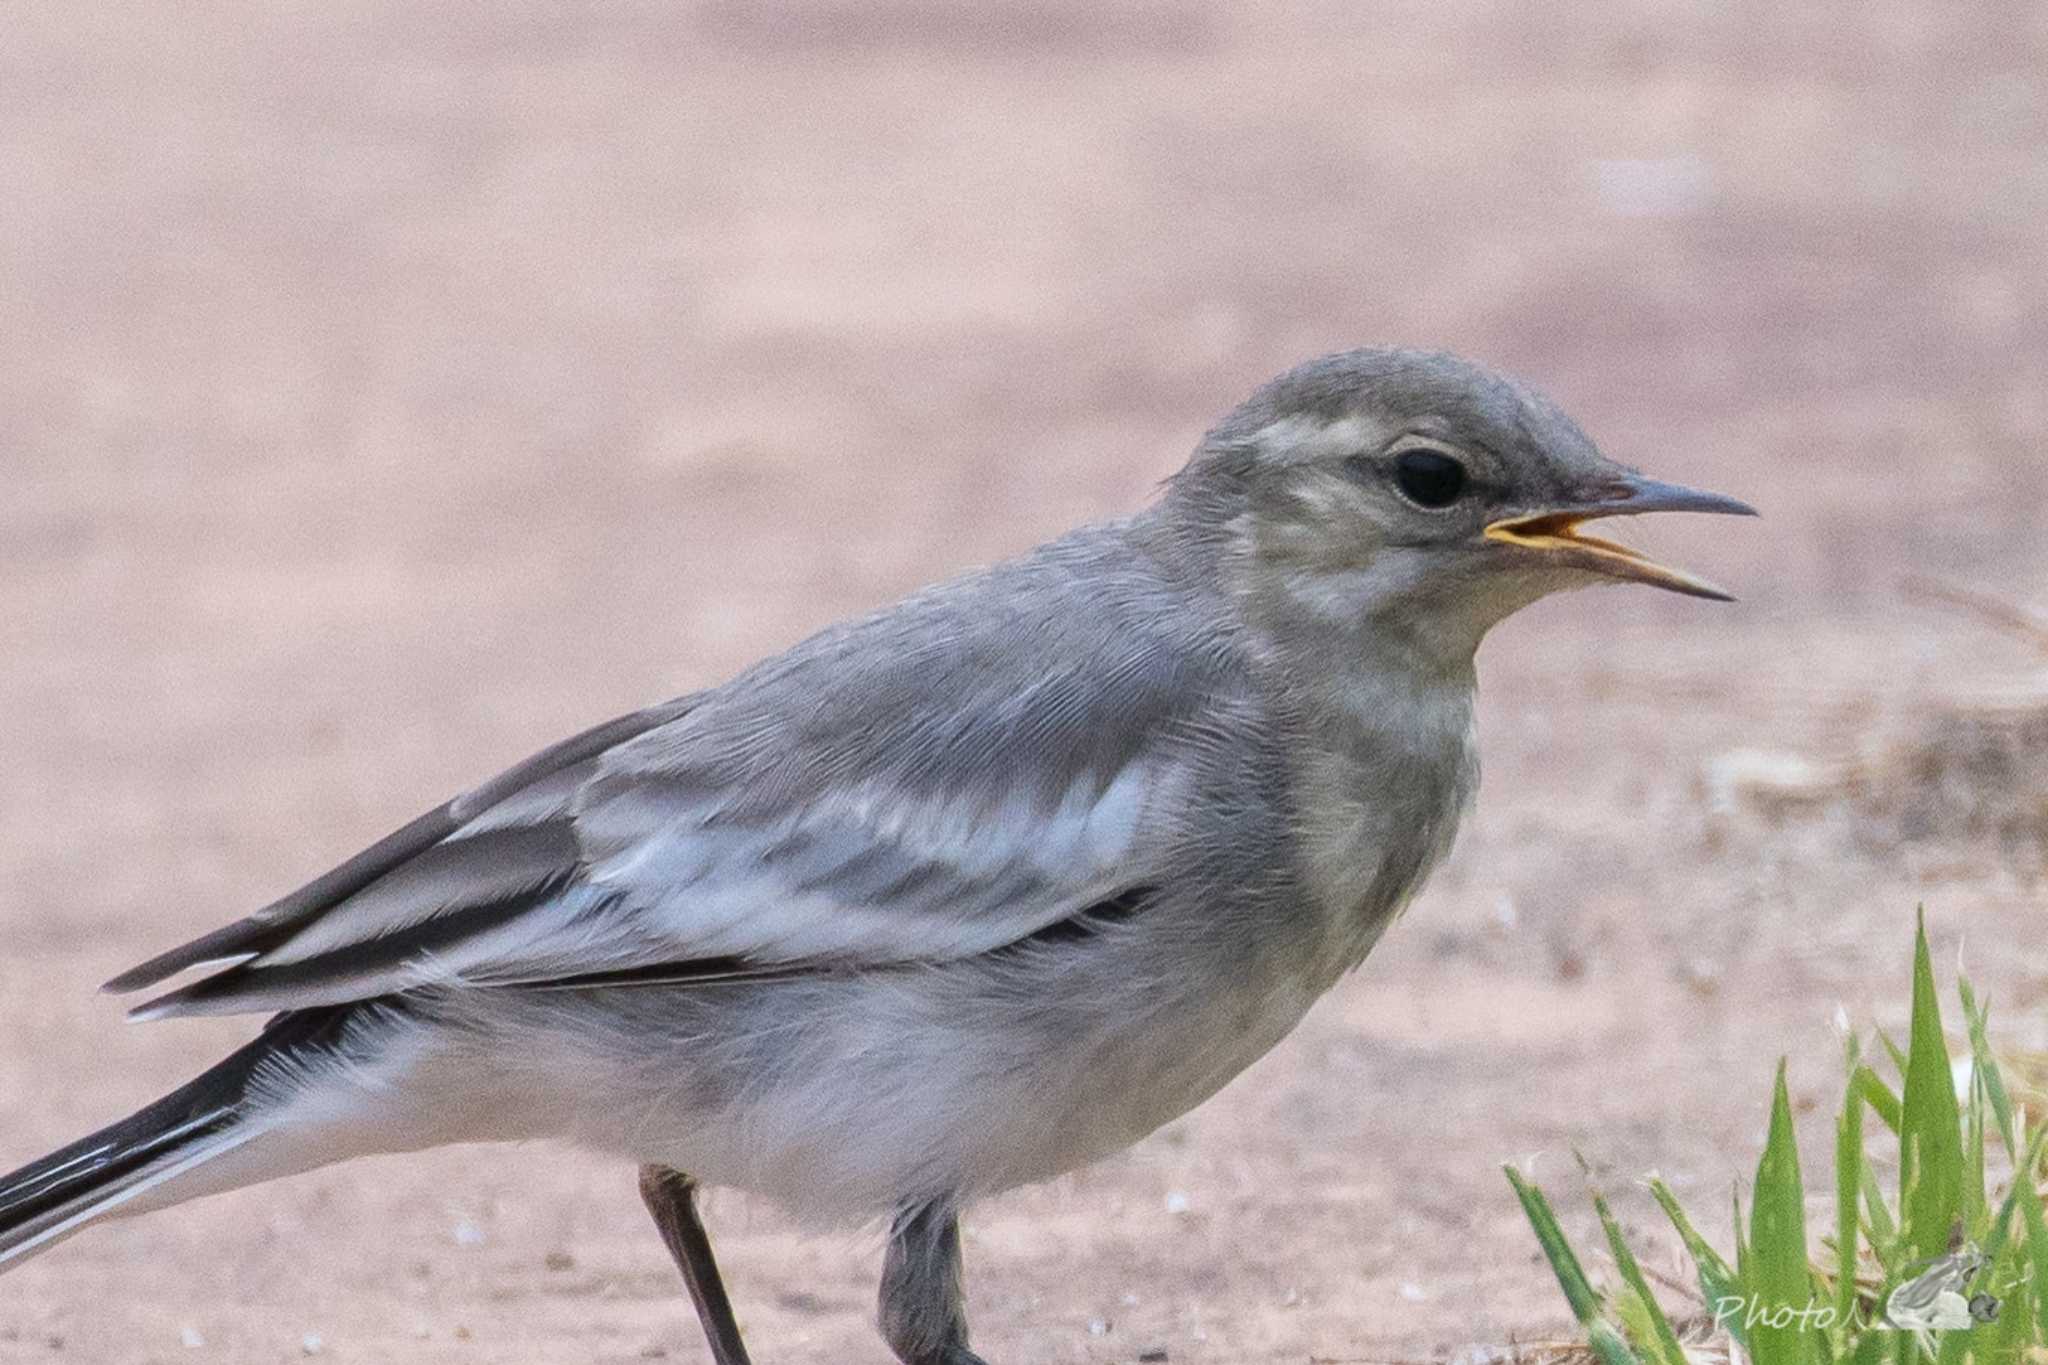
3, 2, 2045, 1362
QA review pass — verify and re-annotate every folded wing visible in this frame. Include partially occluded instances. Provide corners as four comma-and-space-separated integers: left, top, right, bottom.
107, 536, 1228, 1019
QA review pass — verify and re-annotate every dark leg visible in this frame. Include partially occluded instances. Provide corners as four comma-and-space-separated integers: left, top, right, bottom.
638, 1165, 753, 1365
878, 1199, 988, 1365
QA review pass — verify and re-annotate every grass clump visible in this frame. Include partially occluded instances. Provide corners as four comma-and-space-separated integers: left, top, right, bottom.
1507, 911, 2048, 1365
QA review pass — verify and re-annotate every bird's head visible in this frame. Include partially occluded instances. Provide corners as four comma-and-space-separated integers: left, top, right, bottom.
1170, 348, 1756, 667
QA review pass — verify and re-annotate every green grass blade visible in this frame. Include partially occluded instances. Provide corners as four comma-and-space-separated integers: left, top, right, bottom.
1964, 1053, 1987, 1237
1993, 1260, 2033, 1365
1859, 1165, 1898, 1268
1990, 1136, 2044, 1365
1959, 978, 2018, 1165
1582, 1316, 1648, 1365
1836, 1039, 1865, 1339
1854, 1065, 1904, 1137
1752, 1061, 1815, 1365
1879, 1028, 1909, 1080
1966, 1129, 2031, 1277
1504, 1167, 1645, 1365
1899, 911, 1962, 1264
1505, 1166, 1605, 1324
1849, 1328, 1888, 1365
1651, 1178, 1750, 1353
1592, 1186, 1690, 1365
1736, 1185, 1752, 1288
1611, 1288, 1678, 1365
1812, 1319, 1837, 1365
2015, 1128, 2048, 1345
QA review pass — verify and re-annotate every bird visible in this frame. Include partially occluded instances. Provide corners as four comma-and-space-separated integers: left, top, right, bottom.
0, 347, 1754, 1364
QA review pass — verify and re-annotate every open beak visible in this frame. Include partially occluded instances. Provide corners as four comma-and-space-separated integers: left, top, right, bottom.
1482, 474, 1758, 601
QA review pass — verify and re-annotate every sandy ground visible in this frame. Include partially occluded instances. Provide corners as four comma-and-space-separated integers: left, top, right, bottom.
3, 2, 2047, 1361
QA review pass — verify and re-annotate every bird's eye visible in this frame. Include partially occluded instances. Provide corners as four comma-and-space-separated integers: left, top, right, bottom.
1392, 450, 1468, 509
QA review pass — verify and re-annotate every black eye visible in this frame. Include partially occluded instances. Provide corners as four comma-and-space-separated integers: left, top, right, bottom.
1393, 449, 1468, 508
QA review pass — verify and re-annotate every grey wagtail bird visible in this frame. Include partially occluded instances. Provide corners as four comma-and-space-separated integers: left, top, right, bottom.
0, 348, 1753, 1364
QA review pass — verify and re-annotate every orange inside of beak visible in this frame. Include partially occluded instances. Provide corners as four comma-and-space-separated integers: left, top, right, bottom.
1482, 512, 1736, 601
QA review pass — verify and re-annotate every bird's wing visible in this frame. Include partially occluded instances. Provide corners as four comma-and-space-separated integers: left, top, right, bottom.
110, 533, 1233, 1019
103, 698, 697, 1015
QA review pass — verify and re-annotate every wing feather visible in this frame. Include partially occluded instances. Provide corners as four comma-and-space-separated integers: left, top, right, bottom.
103, 700, 692, 998
104, 525, 1240, 1019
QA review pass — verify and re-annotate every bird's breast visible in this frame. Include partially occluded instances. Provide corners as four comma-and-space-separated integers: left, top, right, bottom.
1287, 684, 1479, 978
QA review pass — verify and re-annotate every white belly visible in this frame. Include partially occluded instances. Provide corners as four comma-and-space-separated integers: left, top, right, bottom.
408, 936, 1330, 1222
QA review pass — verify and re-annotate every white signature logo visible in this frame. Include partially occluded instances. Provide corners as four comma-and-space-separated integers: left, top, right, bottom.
1885, 1244, 1998, 1356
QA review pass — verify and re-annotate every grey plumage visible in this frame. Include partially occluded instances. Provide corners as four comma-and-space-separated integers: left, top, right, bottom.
0, 348, 1754, 1364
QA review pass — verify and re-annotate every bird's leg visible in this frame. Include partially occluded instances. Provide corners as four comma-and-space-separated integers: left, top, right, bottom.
879, 1199, 988, 1365
637, 1164, 753, 1365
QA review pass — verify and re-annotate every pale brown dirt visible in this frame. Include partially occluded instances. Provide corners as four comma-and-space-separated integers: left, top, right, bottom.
3, 3, 2047, 1363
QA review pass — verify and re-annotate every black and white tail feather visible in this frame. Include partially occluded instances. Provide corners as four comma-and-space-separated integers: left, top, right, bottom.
0, 1009, 358, 1269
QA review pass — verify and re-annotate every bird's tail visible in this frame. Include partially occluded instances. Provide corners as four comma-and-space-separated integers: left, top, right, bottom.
0, 1007, 370, 1271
